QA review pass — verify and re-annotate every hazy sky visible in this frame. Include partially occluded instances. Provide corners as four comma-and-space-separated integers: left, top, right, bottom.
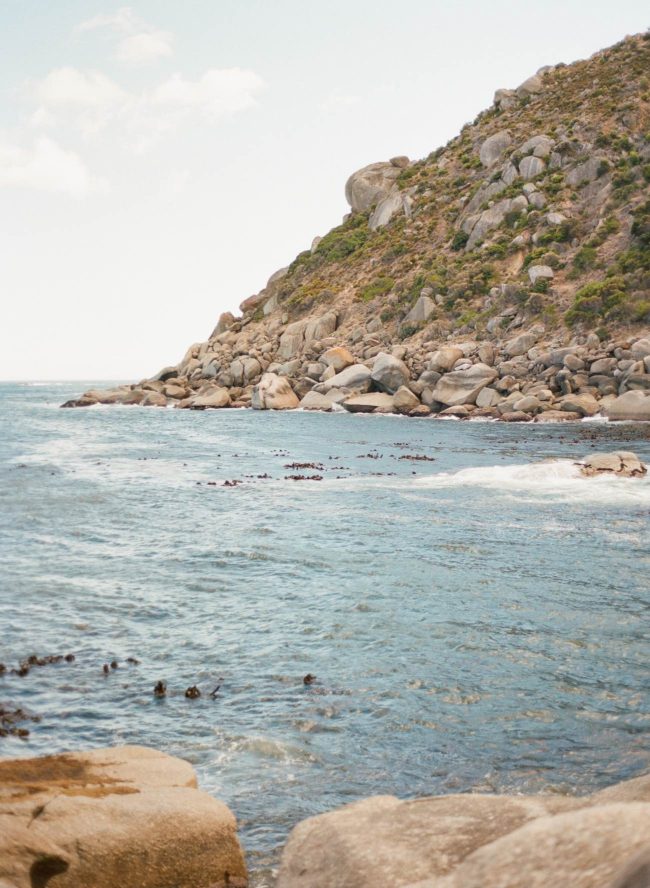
1, 1, 648, 380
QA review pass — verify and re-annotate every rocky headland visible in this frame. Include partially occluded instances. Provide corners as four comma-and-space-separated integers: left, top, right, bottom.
63, 33, 650, 423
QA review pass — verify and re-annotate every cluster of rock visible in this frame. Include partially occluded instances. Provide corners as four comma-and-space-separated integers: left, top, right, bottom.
3, 744, 650, 888
63, 324, 650, 423
0, 745, 246, 888
277, 773, 650, 887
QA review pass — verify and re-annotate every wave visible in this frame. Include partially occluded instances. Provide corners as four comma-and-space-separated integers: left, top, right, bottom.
415, 459, 650, 505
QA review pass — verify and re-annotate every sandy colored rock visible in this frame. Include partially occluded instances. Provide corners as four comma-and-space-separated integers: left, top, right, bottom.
251, 373, 299, 410
320, 364, 372, 393
186, 388, 231, 409
371, 352, 411, 394
0, 745, 246, 888
321, 346, 355, 373
342, 392, 395, 413
433, 804, 650, 888
432, 364, 498, 407
605, 391, 650, 422
579, 451, 647, 478
299, 390, 337, 411
393, 386, 421, 414
277, 793, 577, 888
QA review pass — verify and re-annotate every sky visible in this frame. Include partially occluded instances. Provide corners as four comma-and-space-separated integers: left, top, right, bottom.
1, 1, 648, 380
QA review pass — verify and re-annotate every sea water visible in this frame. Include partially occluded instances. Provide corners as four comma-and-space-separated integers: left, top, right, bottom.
1, 381, 649, 882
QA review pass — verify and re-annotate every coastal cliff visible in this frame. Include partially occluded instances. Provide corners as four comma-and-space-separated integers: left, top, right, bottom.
64, 33, 650, 420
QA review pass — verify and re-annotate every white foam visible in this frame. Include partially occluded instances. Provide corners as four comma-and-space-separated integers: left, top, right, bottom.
415, 459, 650, 506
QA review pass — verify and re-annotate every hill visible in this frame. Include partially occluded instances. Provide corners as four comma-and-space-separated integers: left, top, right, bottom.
65, 32, 650, 421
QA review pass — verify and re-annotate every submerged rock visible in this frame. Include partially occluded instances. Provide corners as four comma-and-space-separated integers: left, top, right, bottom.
579, 451, 647, 478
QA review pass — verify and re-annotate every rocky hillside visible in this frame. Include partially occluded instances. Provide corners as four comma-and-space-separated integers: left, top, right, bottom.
65, 32, 650, 421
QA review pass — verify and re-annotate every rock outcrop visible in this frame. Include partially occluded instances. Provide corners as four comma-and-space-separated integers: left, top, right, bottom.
277, 774, 650, 888
0, 745, 247, 888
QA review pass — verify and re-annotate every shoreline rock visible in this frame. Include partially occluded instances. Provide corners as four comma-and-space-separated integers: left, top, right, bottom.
0, 745, 247, 888
277, 774, 650, 888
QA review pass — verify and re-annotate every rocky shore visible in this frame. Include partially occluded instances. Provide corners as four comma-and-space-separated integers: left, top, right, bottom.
61, 329, 650, 423
1, 745, 649, 887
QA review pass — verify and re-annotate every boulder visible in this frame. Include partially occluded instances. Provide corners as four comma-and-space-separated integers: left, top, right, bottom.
251, 373, 299, 410
475, 387, 501, 408
428, 347, 463, 373
579, 451, 647, 478
404, 295, 436, 326
432, 364, 498, 407
516, 72, 544, 98
559, 393, 600, 417
0, 745, 246, 888
278, 320, 308, 360
321, 346, 355, 373
141, 391, 168, 407
152, 366, 180, 383
320, 364, 372, 393
299, 391, 337, 411
504, 332, 537, 357
465, 196, 527, 249
277, 793, 576, 888
369, 191, 409, 230
528, 265, 554, 284
519, 155, 545, 180
393, 386, 421, 414
345, 162, 401, 213
186, 388, 231, 409
210, 312, 236, 337
371, 352, 411, 394
534, 409, 582, 422
305, 311, 338, 343
606, 391, 650, 421
437, 804, 650, 888
566, 156, 605, 187
479, 131, 512, 168
342, 393, 395, 413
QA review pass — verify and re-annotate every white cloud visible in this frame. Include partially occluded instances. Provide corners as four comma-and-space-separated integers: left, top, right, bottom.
34, 67, 127, 108
30, 66, 267, 147
151, 68, 266, 117
0, 137, 107, 197
116, 32, 173, 65
76, 6, 173, 66
321, 92, 362, 112
159, 168, 190, 201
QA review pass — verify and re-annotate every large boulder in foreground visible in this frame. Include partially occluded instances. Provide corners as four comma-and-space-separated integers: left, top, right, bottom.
277, 775, 650, 888
277, 792, 577, 888
252, 373, 299, 410
0, 745, 246, 888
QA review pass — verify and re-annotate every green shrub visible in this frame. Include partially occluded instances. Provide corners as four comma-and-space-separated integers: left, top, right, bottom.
565, 277, 627, 325
316, 215, 370, 261
357, 276, 395, 302
451, 230, 469, 251
572, 245, 598, 273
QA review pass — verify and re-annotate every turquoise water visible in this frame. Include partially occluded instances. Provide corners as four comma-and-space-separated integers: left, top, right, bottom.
1, 382, 650, 881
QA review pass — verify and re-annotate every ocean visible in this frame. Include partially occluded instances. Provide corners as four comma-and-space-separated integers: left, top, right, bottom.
1, 381, 649, 883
